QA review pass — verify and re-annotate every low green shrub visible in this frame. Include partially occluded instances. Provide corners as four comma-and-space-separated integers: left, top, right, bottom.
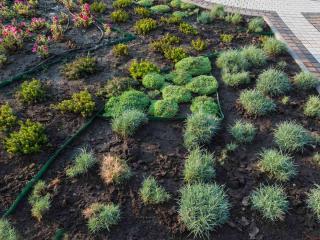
239, 89, 276, 116
150, 4, 170, 13
147, 90, 161, 99
179, 183, 230, 238
241, 45, 267, 67
256, 69, 291, 96
180, 2, 196, 10
229, 120, 256, 143
0, 103, 17, 132
169, 70, 192, 85
184, 111, 220, 149
216, 49, 248, 73
225, 13, 242, 25
209, 4, 225, 19
84, 203, 120, 233
175, 56, 211, 76
142, 72, 165, 89
111, 109, 148, 138
262, 38, 287, 56
220, 34, 234, 43
16, 79, 45, 103
129, 59, 160, 80
251, 185, 288, 221
170, 0, 181, 8
62, 56, 97, 80
161, 85, 192, 103
293, 71, 319, 90
160, 15, 182, 24
184, 147, 215, 183
149, 33, 181, 53
163, 47, 189, 63
190, 96, 219, 115
304, 96, 320, 118
112, 43, 129, 57
248, 17, 264, 33
136, 0, 153, 7
100, 154, 131, 184
258, 149, 296, 181
197, 11, 212, 24
140, 176, 170, 204
0, 219, 19, 240
4, 119, 47, 154
172, 11, 188, 18
112, 0, 132, 8
90, 0, 107, 13
307, 185, 320, 221
222, 71, 250, 87
179, 22, 198, 35
191, 38, 207, 51
186, 75, 218, 95
99, 77, 138, 98
134, 7, 151, 17
110, 9, 130, 23
52, 90, 95, 117
134, 18, 157, 35
66, 148, 97, 177
149, 99, 179, 118
274, 121, 313, 152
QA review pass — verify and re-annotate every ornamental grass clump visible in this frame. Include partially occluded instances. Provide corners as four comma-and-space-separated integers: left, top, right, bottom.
16, 79, 45, 104
262, 38, 287, 56
222, 71, 250, 87
111, 109, 148, 138
225, 13, 242, 25
186, 75, 219, 95
148, 99, 179, 118
197, 11, 212, 24
241, 45, 267, 67
190, 96, 219, 115
66, 148, 97, 177
258, 149, 297, 182
256, 69, 291, 96
134, 18, 157, 35
274, 121, 314, 152
179, 183, 230, 238
239, 89, 276, 116
304, 95, 320, 118
251, 185, 289, 221
209, 4, 225, 19
129, 59, 159, 80
216, 49, 249, 73
161, 85, 192, 103
184, 111, 220, 150
0, 219, 19, 240
62, 56, 97, 80
293, 71, 319, 90
183, 147, 215, 183
100, 154, 131, 184
84, 203, 120, 233
175, 56, 211, 76
248, 17, 264, 33
0, 103, 17, 132
229, 120, 256, 144
140, 176, 170, 204
142, 72, 165, 90
307, 185, 320, 221
4, 119, 47, 155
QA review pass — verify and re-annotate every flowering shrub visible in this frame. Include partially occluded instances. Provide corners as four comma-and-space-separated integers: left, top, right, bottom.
29, 17, 47, 32
13, 0, 34, 17
50, 16, 63, 41
73, 3, 94, 28
32, 35, 49, 58
0, 24, 24, 52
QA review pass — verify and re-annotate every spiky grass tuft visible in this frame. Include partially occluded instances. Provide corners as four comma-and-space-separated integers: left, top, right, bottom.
139, 176, 170, 204
229, 119, 256, 144
100, 154, 131, 184
307, 185, 320, 221
0, 219, 19, 240
293, 71, 319, 90
66, 148, 97, 177
304, 95, 320, 118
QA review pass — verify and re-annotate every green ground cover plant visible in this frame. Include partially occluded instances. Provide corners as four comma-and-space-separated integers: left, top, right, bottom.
186, 75, 218, 95
190, 96, 219, 115
161, 85, 192, 103
148, 99, 179, 118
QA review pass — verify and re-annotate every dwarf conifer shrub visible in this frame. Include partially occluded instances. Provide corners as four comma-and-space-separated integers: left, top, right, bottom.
134, 7, 151, 17
4, 119, 47, 154
179, 22, 198, 35
112, 43, 129, 57
148, 99, 179, 118
112, 0, 132, 8
142, 72, 165, 90
99, 77, 138, 98
0, 103, 17, 132
149, 33, 181, 53
190, 96, 219, 115
251, 185, 288, 221
161, 85, 192, 103
170, 0, 181, 8
225, 13, 242, 25
256, 69, 291, 96
293, 71, 319, 90
175, 56, 211, 76
17, 79, 45, 103
304, 95, 320, 118
137, 0, 153, 7
134, 18, 157, 35
274, 121, 313, 152
307, 185, 320, 221
170, 70, 192, 85
180, 2, 196, 10
216, 49, 248, 73
84, 203, 120, 233
262, 38, 287, 56
222, 71, 250, 87
191, 38, 207, 51
129, 59, 159, 80
229, 120, 256, 144
110, 9, 130, 22
66, 148, 97, 177
100, 154, 131, 184
90, 0, 107, 13
179, 183, 230, 238
163, 47, 189, 63
220, 34, 234, 43
140, 176, 170, 204
62, 56, 97, 80
150, 4, 170, 13
239, 89, 276, 116
0, 219, 19, 240
248, 17, 264, 33
241, 45, 267, 67
258, 149, 296, 181
186, 75, 218, 95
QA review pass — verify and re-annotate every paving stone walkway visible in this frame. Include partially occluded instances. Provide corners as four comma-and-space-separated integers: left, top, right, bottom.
185, 0, 320, 87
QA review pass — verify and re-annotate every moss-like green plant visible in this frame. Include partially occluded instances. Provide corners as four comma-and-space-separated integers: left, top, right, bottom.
191, 38, 207, 51
148, 99, 179, 118
110, 9, 129, 22
142, 72, 165, 90
163, 46, 189, 63
140, 176, 170, 204
225, 13, 242, 25
112, 43, 129, 57
293, 71, 319, 90
190, 96, 219, 115
239, 89, 276, 116
104, 89, 150, 117
175, 56, 211, 76
216, 49, 248, 73
134, 6, 151, 17
197, 11, 212, 24
184, 111, 220, 149
229, 120, 256, 143
134, 18, 157, 35
52, 90, 95, 117
62, 56, 97, 80
112, 0, 132, 8
84, 203, 120, 233
99, 77, 138, 98
304, 95, 320, 118
179, 183, 230, 238
90, 0, 107, 13
307, 185, 320, 221
16, 79, 45, 103
150, 4, 170, 13
241, 45, 267, 67
248, 17, 264, 33
66, 148, 97, 177
186, 75, 218, 95
4, 119, 47, 154
136, 0, 154, 7
161, 85, 192, 103
129, 59, 159, 80
262, 38, 287, 56
222, 71, 250, 87
170, 70, 192, 85
251, 185, 288, 221
179, 22, 198, 35
184, 147, 215, 183
111, 109, 148, 138
0, 103, 17, 132
100, 154, 131, 184
209, 4, 225, 19
274, 121, 313, 152
258, 149, 296, 181
220, 34, 234, 43
256, 69, 291, 96
0, 219, 19, 240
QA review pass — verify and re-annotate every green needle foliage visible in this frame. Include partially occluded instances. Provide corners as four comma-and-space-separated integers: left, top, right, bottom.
304, 95, 320, 118
210, 4, 225, 19
148, 99, 179, 118
150, 4, 170, 13
183, 147, 215, 183
274, 121, 313, 152
186, 75, 219, 95
258, 149, 297, 182
66, 148, 97, 177
225, 13, 242, 25
90, 0, 107, 13
129, 59, 159, 80
169, 70, 192, 85
241, 45, 267, 67
110, 9, 130, 23
190, 96, 219, 116
142, 72, 165, 90
0, 219, 19, 240
293, 71, 319, 90
161, 85, 192, 103
163, 46, 189, 63
229, 120, 256, 144
98, 77, 138, 98
16, 79, 45, 104
262, 38, 287, 56
134, 18, 157, 35
222, 71, 250, 87
179, 22, 198, 35
175, 56, 211, 76
248, 17, 264, 33
307, 185, 320, 221
62, 56, 97, 80
0, 103, 17, 132
112, 0, 133, 8
216, 49, 248, 73
179, 183, 230, 238
251, 185, 289, 221
140, 176, 170, 204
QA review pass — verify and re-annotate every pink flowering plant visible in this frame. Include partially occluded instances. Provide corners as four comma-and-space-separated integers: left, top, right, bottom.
50, 16, 64, 41
0, 24, 24, 51
13, 0, 34, 17
32, 35, 50, 58
73, 3, 94, 28
29, 17, 48, 32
